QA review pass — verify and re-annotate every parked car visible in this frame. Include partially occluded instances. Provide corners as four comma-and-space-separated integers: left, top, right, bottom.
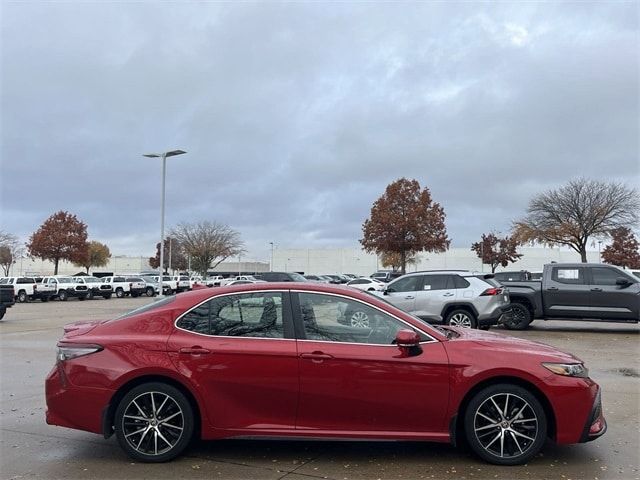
304, 275, 331, 283
141, 276, 171, 296
256, 272, 308, 282
41, 276, 89, 301
346, 277, 385, 292
46, 282, 606, 465
225, 279, 267, 286
0, 284, 15, 320
370, 270, 403, 283
0, 276, 55, 302
102, 276, 146, 298
72, 277, 113, 299
323, 274, 347, 284
502, 263, 640, 330
371, 271, 512, 329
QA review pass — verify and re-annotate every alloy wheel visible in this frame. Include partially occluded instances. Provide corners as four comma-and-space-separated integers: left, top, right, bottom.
121, 391, 184, 457
350, 311, 370, 328
449, 313, 472, 328
473, 393, 539, 460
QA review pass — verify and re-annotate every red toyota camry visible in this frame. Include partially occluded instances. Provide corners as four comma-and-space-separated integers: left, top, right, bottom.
46, 282, 606, 465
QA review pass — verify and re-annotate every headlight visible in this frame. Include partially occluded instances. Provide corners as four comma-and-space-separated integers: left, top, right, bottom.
542, 362, 589, 378
57, 344, 103, 362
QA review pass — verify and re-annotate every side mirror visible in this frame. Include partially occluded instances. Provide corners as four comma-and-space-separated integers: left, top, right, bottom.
615, 277, 631, 287
395, 329, 422, 357
384, 287, 395, 295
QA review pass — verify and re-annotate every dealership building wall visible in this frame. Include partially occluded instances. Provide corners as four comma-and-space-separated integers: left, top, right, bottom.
8, 246, 601, 277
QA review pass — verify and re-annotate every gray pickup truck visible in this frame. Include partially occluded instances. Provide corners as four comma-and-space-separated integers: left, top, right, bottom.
498, 263, 639, 330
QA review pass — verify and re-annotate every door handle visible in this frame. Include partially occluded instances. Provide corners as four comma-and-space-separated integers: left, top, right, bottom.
548, 287, 559, 291
404, 295, 415, 299
179, 347, 211, 355
443, 293, 454, 297
590, 288, 603, 292
300, 352, 334, 362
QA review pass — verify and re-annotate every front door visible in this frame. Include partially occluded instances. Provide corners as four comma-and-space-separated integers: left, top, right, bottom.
167, 291, 299, 431
293, 292, 450, 434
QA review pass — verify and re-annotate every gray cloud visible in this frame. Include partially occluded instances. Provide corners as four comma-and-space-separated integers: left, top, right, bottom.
1, 2, 638, 261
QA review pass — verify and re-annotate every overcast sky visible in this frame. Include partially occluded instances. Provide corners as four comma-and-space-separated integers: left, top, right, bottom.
1, 2, 638, 262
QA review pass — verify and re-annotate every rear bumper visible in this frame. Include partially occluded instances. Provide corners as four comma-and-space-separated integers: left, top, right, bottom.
478, 305, 512, 327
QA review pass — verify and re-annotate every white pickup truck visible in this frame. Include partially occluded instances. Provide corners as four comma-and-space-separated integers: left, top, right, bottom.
0, 277, 56, 302
41, 276, 90, 301
72, 277, 113, 299
101, 276, 146, 298
221, 275, 259, 286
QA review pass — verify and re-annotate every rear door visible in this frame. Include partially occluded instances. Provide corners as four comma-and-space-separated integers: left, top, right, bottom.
588, 266, 640, 320
167, 290, 299, 431
543, 266, 590, 318
413, 275, 455, 322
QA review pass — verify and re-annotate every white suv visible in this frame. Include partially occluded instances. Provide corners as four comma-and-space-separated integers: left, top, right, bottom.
368, 271, 512, 329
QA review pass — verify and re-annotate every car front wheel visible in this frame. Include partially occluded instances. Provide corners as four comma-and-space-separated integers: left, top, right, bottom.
114, 382, 194, 463
503, 303, 532, 330
464, 383, 547, 465
115, 288, 125, 298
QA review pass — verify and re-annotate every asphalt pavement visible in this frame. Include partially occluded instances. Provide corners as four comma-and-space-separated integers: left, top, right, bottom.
1, 297, 638, 480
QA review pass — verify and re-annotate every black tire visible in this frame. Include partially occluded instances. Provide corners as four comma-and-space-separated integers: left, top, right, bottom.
86, 290, 94, 300
114, 382, 194, 463
115, 288, 125, 298
146, 287, 155, 297
58, 290, 68, 301
464, 383, 547, 465
17, 290, 28, 303
103, 293, 112, 299
78, 295, 85, 301
445, 309, 477, 329
0, 307, 5, 320
503, 303, 532, 330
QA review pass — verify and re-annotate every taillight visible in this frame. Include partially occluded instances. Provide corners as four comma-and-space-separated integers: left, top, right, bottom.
56, 343, 103, 362
480, 287, 503, 296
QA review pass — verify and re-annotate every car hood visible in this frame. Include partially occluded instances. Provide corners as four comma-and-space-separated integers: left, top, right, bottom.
442, 327, 582, 363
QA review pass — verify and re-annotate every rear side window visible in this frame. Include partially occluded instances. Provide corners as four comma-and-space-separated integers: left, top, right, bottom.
114, 276, 126, 282
17, 278, 36, 284
421, 275, 449, 291
551, 267, 586, 285
452, 276, 470, 288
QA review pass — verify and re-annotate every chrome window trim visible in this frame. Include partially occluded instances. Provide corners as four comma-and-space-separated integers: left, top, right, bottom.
291, 289, 437, 344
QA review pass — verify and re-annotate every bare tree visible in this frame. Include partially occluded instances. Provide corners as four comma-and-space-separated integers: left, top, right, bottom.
171, 221, 244, 276
513, 178, 639, 263
0, 231, 24, 276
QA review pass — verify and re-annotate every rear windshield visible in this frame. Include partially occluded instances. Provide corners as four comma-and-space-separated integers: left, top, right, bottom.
113, 296, 176, 321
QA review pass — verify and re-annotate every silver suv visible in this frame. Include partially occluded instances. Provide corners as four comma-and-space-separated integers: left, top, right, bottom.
373, 270, 512, 329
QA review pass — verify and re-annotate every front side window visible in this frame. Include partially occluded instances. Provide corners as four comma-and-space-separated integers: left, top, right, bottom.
298, 292, 424, 345
388, 275, 420, 293
177, 292, 284, 338
591, 267, 625, 286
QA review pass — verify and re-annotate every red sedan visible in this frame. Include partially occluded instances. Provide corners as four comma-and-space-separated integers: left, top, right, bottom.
46, 282, 606, 465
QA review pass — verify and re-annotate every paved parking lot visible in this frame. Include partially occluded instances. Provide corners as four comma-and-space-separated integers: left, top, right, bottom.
1, 298, 638, 480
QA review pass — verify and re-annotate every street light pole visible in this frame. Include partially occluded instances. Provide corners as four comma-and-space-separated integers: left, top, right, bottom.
144, 150, 186, 298
269, 242, 274, 271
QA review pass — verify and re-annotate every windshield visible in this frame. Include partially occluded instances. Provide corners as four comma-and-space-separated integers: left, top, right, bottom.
289, 273, 307, 282
83, 277, 99, 283
112, 296, 176, 321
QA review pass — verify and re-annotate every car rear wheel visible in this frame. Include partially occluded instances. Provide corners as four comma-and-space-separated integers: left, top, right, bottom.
115, 382, 194, 463
115, 288, 125, 298
445, 309, 477, 329
464, 383, 547, 465
58, 290, 68, 301
146, 287, 155, 297
17, 290, 28, 303
86, 290, 94, 300
503, 303, 531, 330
